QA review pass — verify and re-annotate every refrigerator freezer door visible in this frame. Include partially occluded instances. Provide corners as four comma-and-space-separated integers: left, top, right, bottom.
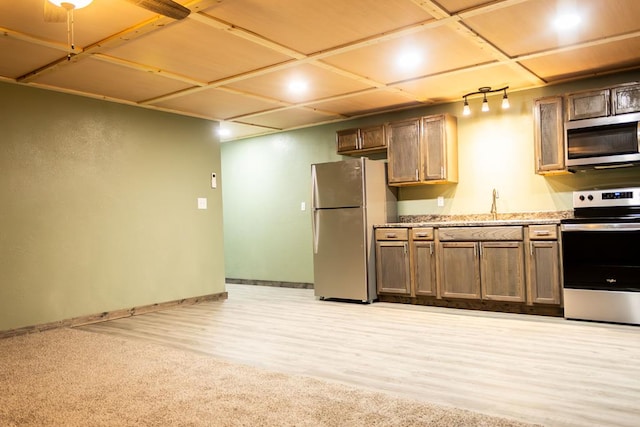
312, 158, 364, 209
313, 207, 369, 301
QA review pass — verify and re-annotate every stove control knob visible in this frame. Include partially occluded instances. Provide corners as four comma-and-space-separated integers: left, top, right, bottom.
579, 195, 585, 201
588, 195, 594, 201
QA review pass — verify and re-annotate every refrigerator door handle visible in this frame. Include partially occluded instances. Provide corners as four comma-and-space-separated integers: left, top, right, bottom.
311, 166, 319, 254
311, 165, 317, 211
313, 209, 320, 254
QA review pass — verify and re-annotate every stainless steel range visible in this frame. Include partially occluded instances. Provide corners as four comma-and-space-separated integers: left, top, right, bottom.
561, 187, 640, 325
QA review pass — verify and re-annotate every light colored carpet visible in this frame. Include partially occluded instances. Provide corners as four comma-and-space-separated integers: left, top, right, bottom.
0, 328, 539, 427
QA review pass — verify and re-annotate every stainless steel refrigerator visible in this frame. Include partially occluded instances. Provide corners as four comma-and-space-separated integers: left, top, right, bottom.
311, 158, 397, 302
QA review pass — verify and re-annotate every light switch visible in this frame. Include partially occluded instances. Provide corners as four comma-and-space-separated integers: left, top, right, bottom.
197, 198, 207, 210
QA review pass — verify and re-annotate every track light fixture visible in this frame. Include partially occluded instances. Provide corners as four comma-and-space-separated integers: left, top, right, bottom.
462, 86, 509, 116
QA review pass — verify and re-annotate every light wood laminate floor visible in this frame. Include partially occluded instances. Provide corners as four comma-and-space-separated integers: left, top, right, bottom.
79, 284, 640, 427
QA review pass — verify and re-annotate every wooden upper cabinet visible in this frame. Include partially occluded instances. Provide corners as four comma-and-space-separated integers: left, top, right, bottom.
336, 124, 386, 155
533, 96, 567, 175
387, 114, 458, 186
360, 124, 386, 150
421, 114, 458, 182
566, 89, 610, 121
336, 128, 359, 153
387, 118, 421, 184
566, 82, 640, 120
612, 83, 640, 115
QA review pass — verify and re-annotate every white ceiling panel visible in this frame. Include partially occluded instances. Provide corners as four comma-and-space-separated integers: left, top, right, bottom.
31, 57, 192, 102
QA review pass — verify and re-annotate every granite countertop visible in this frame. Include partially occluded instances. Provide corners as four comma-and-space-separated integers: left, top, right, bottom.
377, 211, 572, 228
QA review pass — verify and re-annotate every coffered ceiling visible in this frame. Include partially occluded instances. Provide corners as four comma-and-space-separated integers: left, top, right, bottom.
2, 0, 640, 141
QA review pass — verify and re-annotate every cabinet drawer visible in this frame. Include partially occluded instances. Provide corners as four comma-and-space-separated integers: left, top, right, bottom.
438, 226, 523, 241
528, 225, 557, 240
375, 228, 408, 241
411, 227, 434, 240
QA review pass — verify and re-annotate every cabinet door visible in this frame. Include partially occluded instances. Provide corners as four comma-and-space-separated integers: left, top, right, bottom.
413, 241, 436, 296
360, 124, 386, 150
612, 83, 640, 115
439, 242, 481, 299
480, 242, 525, 302
528, 241, 561, 305
376, 241, 410, 294
387, 118, 420, 184
421, 115, 445, 181
534, 97, 566, 174
336, 128, 359, 153
567, 89, 610, 120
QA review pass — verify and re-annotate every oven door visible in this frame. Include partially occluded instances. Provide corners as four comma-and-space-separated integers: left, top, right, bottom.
561, 222, 640, 325
562, 223, 640, 291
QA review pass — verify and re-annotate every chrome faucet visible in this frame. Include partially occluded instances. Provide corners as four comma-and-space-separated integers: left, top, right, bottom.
490, 188, 498, 220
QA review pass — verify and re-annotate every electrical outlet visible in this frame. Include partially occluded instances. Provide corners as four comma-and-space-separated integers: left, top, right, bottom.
300, 202, 306, 211
211, 173, 217, 189
437, 196, 444, 207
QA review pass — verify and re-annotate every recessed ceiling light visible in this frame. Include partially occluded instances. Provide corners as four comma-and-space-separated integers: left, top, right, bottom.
396, 49, 423, 71
553, 13, 581, 31
288, 79, 308, 94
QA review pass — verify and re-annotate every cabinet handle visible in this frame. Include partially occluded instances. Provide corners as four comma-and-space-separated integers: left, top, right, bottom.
534, 230, 550, 236
385, 233, 397, 238
416, 233, 428, 237
429, 242, 433, 255
415, 169, 419, 181
403, 242, 408, 255
474, 244, 477, 257
530, 242, 534, 256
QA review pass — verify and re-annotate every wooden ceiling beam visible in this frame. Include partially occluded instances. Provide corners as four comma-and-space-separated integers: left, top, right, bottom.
0, 26, 78, 53
16, 0, 221, 83
92, 53, 208, 87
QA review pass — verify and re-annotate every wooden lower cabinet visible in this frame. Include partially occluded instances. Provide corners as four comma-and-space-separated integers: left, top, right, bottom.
438, 241, 525, 301
411, 228, 436, 296
375, 229, 410, 295
375, 224, 562, 315
438, 242, 481, 299
480, 242, 526, 302
528, 241, 561, 304
413, 241, 437, 296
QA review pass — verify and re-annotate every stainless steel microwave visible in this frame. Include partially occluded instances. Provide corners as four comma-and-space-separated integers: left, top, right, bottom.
565, 112, 640, 170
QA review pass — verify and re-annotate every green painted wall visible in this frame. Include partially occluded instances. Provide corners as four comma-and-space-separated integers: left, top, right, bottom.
0, 82, 226, 332
221, 70, 640, 284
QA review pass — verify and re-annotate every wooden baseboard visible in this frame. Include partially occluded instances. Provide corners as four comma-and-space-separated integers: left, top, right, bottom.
0, 291, 228, 340
226, 278, 314, 289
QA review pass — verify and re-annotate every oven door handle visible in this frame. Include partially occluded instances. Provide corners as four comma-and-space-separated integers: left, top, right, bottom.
561, 223, 640, 232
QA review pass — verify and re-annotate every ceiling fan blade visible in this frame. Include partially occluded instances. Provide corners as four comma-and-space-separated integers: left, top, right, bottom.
124, 0, 191, 20
44, 0, 67, 23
